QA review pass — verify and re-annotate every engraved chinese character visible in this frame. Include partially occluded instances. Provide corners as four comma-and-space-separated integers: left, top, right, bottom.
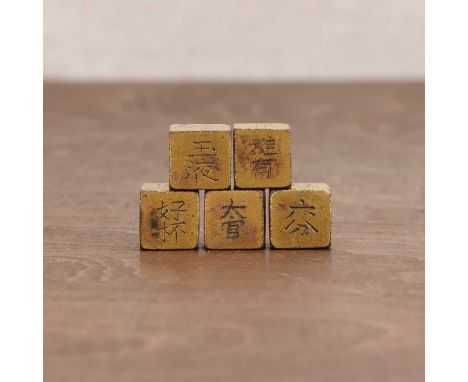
149, 200, 187, 242
284, 199, 318, 236
221, 220, 244, 239
220, 199, 246, 239
170, 200, 187, 220
251, 158, 275, 178
184, 140, 220, 182
250, 136, 277, 157
250, 136, 278, 178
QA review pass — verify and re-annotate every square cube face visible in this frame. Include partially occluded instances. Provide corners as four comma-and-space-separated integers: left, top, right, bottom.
234, 123, 291, 189
204, 190, 265, 249
169, 124, 231, 190
270, 183, 331, 249
140, 183, 199, 250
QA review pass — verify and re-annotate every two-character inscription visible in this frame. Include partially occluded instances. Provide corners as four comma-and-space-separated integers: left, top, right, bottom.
270, 184, 331, 248
234, 123, 291, 189
220, 198, 247, 239
140, 183, 199, 250
170, 124, 231, 190
284, 198, 319, 236
205, 190, 264, 249
148, 200, 188, 243
249, 135, 278, 179
184, 140, 220, 183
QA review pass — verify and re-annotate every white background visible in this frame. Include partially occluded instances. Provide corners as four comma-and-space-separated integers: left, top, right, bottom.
44, 0, 424, 81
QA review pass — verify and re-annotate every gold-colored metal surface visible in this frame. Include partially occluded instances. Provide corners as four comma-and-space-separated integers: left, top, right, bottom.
204, 190, 265, 249
140, 183, 199, 249
270, 183, 331, 249
233, 123, 291, 189
169, 124, 231, 190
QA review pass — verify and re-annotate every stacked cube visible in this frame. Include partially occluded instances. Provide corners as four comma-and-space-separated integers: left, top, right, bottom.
140, 123, 331, 250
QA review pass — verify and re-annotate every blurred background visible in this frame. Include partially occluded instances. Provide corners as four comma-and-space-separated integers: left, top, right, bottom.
44, 0, 424, 82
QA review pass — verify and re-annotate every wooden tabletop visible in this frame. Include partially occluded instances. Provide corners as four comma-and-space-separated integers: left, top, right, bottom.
44, 83, 424, 382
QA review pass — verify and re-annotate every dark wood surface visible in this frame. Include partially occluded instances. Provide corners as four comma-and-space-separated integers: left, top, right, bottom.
44, 83, 424, 382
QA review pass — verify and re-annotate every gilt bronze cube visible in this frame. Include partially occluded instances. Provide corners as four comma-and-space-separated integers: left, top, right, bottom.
204, 190, 265, 249
234, 123, 291, 189
270, 183, 331, 249
169, 124, 231, 190
140, 183, 199, 250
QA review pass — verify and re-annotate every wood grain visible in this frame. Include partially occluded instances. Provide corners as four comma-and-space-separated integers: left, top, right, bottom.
44, 83, 424, 382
